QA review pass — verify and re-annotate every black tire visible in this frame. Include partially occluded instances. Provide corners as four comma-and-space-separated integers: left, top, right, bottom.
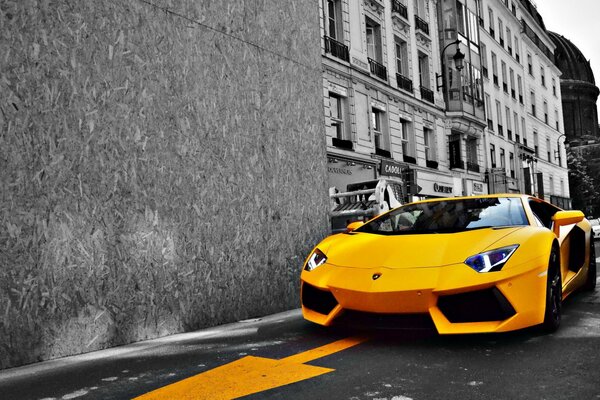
542, 246, 562, 333
583, 241, 597, 291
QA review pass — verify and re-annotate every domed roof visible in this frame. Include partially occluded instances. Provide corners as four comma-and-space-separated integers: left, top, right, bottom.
549, 32, 596, 85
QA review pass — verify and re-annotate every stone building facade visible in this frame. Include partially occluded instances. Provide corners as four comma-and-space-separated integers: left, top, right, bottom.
319, 0, 571, 215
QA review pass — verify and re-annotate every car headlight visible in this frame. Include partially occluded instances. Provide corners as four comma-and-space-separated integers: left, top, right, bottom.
305, 248, 327, 271
464, 245, 519, 273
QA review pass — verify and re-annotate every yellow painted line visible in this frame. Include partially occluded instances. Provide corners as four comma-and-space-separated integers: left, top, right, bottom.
280, 336, 369, 364
134, 336, 368, 400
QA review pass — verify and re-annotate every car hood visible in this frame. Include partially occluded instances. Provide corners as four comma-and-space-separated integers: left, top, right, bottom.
323, 227, 524, 269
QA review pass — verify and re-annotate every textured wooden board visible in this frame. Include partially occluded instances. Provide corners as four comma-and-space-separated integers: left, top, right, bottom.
0, 0, 328, 369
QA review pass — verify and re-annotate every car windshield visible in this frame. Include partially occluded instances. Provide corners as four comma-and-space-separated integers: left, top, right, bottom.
355, 197, 528, 235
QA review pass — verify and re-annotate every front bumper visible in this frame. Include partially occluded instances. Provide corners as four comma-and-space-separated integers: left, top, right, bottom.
300, 259, 548, 334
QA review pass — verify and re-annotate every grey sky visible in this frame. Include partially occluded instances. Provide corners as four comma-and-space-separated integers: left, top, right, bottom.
534, 0, 600, 112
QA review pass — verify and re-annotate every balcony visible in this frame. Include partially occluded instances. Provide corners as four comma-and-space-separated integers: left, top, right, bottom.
415, 15, 429, 37
403, 154, 417, 164
426, 159, 439, 169
420, 86, 434, 104
368, 58, 388, 81
450, 160, 465, 170
392, 0, 408, 20
375, 147, 391, 158
467, 162, 480, 173
332, 137, 354, 150
324, 36, 349, 62
396, 73, 413, 93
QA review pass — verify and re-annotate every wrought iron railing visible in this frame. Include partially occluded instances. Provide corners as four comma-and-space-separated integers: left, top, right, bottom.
368, 58, 388, 80
392, 0, 408, 19
396, 73, 413, 92
420, 86, 434, 103
324, 36, 349, 62
415, 15, 429, 35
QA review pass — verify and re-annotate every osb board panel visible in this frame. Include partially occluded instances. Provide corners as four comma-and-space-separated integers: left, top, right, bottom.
0, 0, 328, 369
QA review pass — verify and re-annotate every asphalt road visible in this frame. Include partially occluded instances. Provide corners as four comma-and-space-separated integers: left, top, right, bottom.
1, 246, 599, 400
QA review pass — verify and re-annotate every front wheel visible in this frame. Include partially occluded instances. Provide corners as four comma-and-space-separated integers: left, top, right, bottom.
542, 247, 562, 333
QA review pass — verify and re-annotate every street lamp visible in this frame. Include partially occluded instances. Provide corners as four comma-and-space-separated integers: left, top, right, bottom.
554, 133, 566, 163
436, 39, 465, 91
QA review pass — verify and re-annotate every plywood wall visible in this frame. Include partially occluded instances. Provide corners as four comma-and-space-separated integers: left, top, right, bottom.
0, 0, 328, 369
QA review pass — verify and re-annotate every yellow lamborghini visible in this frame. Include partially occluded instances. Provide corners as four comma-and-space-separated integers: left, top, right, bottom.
301, 194, 596, 333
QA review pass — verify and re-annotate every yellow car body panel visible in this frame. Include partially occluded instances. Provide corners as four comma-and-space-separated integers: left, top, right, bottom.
300, 194, 595, 334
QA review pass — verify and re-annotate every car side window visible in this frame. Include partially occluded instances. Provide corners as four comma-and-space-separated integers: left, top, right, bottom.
528, 200, 559, 229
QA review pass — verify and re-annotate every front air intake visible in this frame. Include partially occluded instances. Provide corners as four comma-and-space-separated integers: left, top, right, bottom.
438, 287, 516, 323
301, 283, 338, 315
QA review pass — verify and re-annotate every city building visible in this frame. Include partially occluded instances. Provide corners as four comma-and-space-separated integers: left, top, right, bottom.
319, 0, 571, 215
320, 0, 487, 206
478, 0, 569, 206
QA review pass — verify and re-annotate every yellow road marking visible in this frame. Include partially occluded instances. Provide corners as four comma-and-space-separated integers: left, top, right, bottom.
134, 336, 368, 400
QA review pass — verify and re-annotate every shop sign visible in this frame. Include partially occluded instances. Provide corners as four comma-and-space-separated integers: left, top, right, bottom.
379, 159, 404, 178
415, 170, 456, 197
433, 183, 453, 194
327, 159, 376, 192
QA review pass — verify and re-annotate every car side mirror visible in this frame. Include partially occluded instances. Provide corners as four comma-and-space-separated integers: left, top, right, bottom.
552, 210, 584, 236
346, 221, 364, 232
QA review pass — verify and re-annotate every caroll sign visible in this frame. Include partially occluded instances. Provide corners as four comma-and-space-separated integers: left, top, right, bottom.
380, 159, 403, 178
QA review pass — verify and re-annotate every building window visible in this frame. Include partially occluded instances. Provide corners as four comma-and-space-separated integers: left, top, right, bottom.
468, 9, 479, 45
491, 52, 498, 86
466, 137, 478, 170
400, 118, 414, 158
395, 37, 409, 76
481, 42, 488, 77
555, 109, 560, 131
326, 0, 343, 40
517, 75, 523, 103
366, 17, 382, 63
505, 106, 512, 140
549, 175, 554, 194
457, 0, 467, 36
543, 100, 548, 124
527, 53, 533, 75
540, 66, 546, 87
496, 100, 503, 135
424, 127, 435, 161
533, 131, 539, 157
509, 68, 515, 98
488, 7, 495, 37
371, 108, 387, 150
506, 27, 512, 54
501, 60, 507, 92
500, 147, 506, 170
490, 143, 496, 168
530, 91, 536, 116
514, 36, 520, 62
546, 136, 551, 162
418, 52, 430, 89
522, 117, 527, 146
449, 135, 462, 169
509, 152, 515, 178
552, 78, 557, 96
514, 111, 520, 143
485, 93, 493, 130
329, 93, 347, 140
498, 18, 504, 46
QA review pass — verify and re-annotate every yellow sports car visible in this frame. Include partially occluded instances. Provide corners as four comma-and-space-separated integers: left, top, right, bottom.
301, 194, 596, 333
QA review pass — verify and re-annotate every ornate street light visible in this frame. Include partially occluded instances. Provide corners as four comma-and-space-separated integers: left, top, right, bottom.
436, 39, 465, 91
